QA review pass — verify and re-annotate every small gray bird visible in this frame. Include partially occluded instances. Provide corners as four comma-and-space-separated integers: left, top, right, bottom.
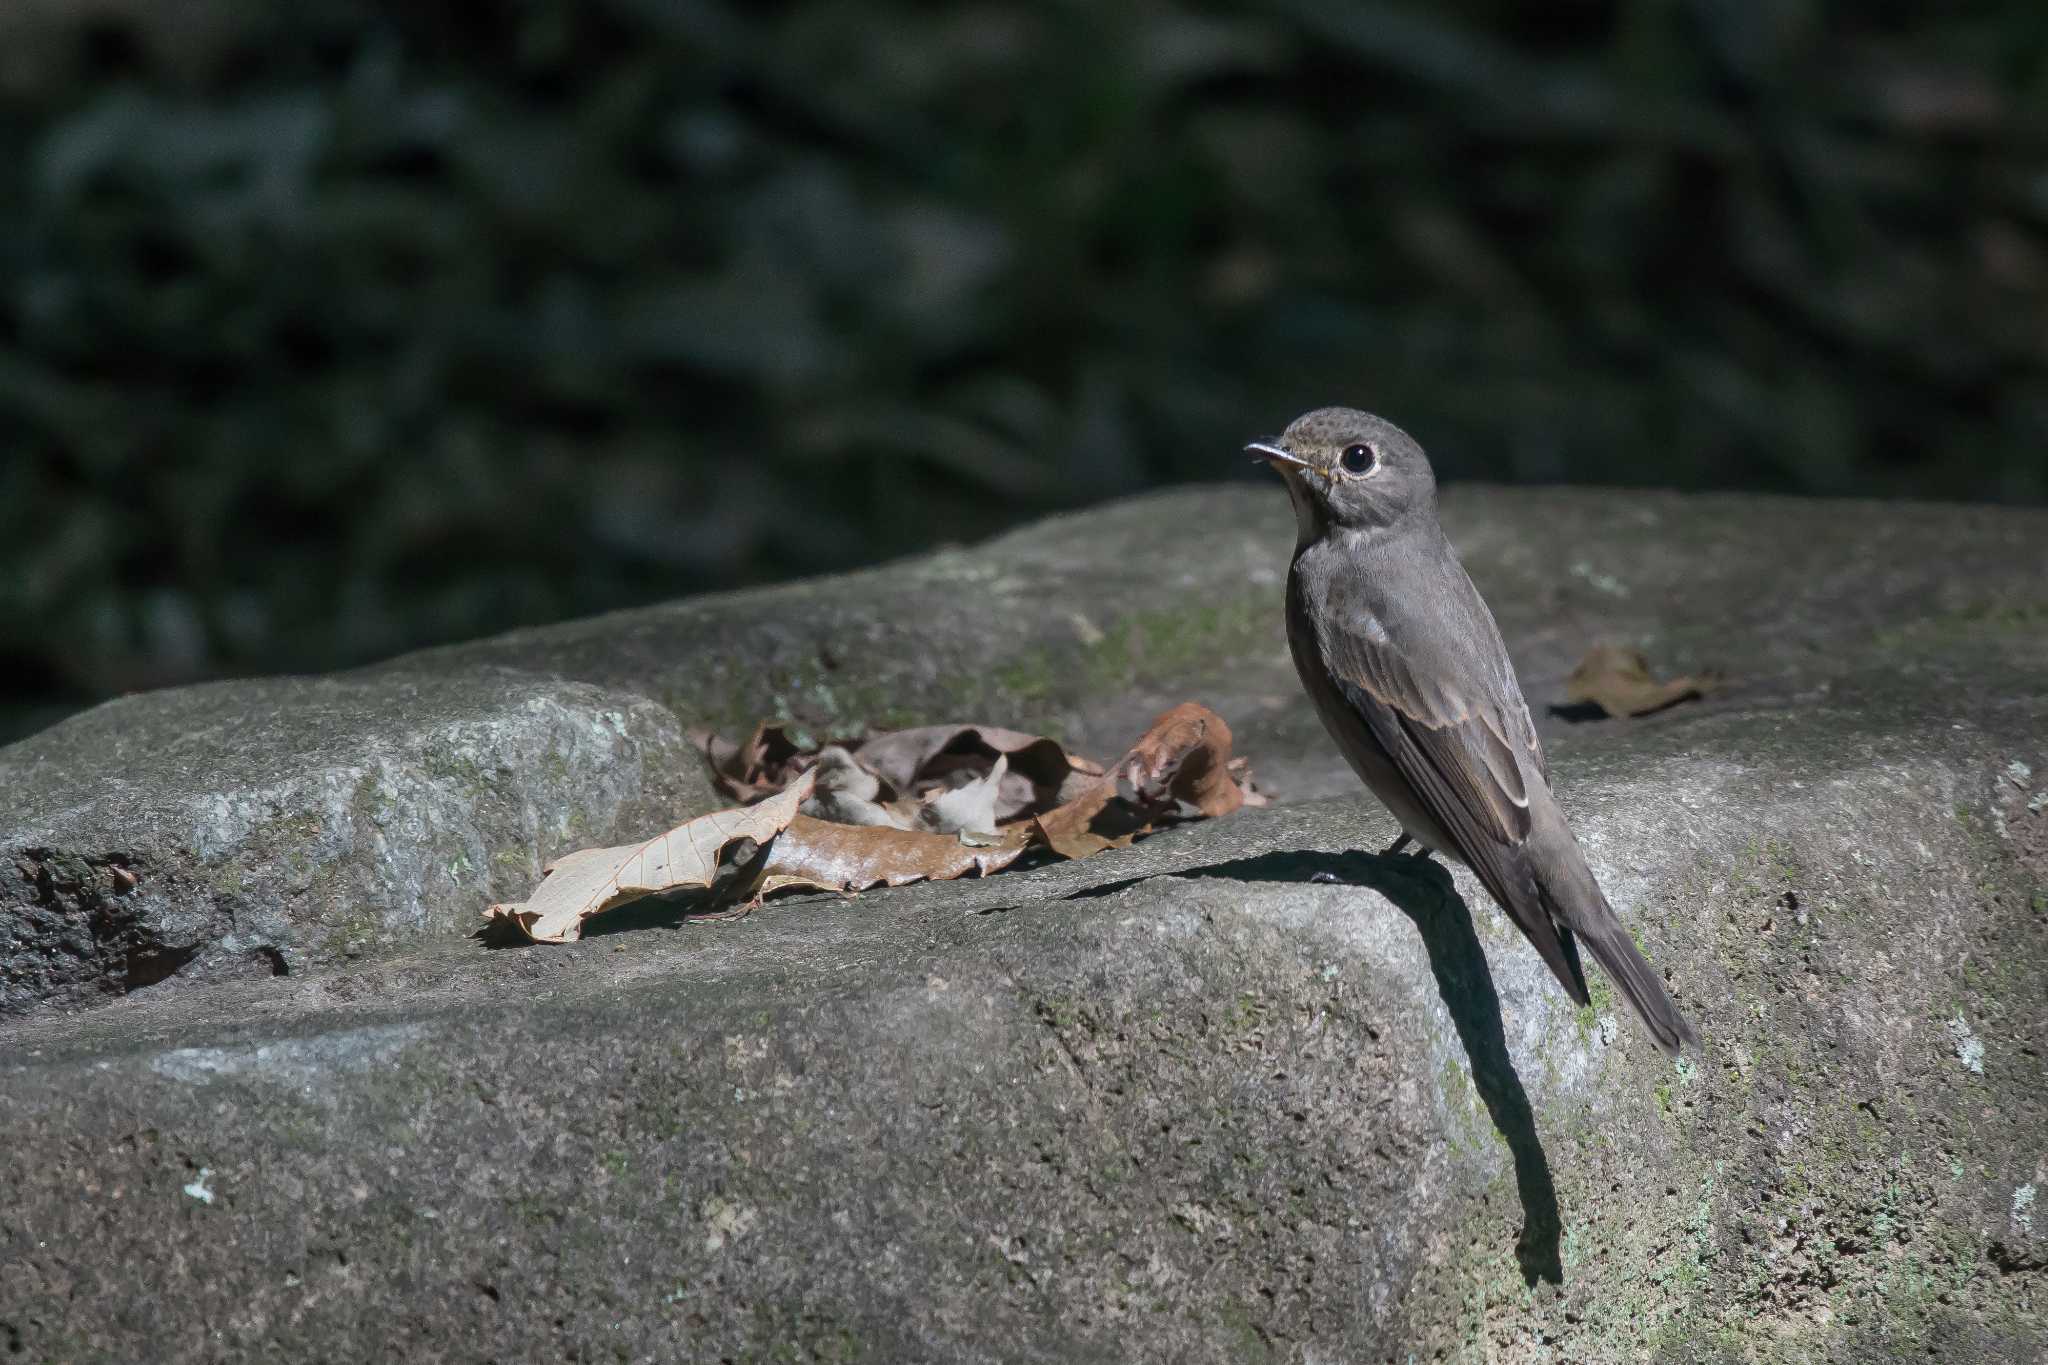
1250, 407, 1697, 1054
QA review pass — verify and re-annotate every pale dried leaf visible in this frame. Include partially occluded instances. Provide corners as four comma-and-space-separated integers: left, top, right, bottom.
917, 754, 1008, 836
854, 725, 1102, 821
1227, 756, 1271, 807
802, 745, 913, 829
484, 772, 816, 942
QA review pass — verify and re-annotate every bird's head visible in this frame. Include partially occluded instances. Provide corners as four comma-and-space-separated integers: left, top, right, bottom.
1247, 407, 1437, 540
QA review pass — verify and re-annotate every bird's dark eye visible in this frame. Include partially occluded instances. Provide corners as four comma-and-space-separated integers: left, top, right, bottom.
1340, 443, 1376, 475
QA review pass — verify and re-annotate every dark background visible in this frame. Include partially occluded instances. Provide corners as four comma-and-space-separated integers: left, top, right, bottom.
4, 1, 2044, 743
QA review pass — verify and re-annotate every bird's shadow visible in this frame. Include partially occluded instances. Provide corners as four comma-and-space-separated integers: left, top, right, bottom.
1074, 847, 1565, 1286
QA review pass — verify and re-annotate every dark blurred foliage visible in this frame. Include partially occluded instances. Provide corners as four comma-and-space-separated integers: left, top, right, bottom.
4, 1, 2046, 739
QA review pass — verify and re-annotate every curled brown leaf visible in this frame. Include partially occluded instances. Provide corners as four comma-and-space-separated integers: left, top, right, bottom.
692, 722, 829, 802
1035, 701, 1262, 857
1116, 701, 1251, 818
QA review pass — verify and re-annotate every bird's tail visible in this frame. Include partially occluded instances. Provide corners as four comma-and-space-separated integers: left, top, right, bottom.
1535, 824, 1698, 1056
1568, 907, 1698, 1056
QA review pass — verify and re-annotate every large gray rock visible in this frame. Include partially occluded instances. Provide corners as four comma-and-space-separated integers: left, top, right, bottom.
2, 484, 2044, 1363
1, 488, 1294, 1014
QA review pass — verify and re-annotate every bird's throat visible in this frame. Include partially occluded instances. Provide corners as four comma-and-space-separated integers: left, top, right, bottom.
1282, 471, 1328, 547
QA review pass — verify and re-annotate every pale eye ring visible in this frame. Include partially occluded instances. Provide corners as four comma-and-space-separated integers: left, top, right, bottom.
1339, 443, 1376, 475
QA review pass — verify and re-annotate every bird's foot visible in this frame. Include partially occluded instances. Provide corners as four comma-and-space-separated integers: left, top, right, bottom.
1380, 833, 1414, 857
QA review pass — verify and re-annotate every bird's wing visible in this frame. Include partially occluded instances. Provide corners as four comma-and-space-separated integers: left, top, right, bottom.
1316, 574, 1535, 847
1316, 563, 1584, 1000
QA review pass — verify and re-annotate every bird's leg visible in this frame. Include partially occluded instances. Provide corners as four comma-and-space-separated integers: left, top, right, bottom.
1381, 832, 1414, 857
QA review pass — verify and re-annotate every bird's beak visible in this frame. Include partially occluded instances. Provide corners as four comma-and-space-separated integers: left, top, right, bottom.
1246, 440, 1306, 470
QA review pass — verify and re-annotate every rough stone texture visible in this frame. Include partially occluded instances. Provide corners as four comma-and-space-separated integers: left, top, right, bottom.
1, 672, 705, 1013
2, 484, 2044, 1363
1, 489, 1297, 1015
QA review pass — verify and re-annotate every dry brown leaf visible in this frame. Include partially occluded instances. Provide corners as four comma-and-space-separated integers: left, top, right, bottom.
1033, 775, 1127, 860
483, 771, 816, 942
758, 815, 1031, 895
1115, 701, 1249, 817
1564, 645, 1722, 718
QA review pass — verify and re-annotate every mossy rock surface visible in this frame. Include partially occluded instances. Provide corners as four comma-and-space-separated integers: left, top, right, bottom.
1, 485, 2043, 1362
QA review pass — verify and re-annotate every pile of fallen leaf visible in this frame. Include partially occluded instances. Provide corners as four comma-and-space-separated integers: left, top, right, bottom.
485, 703, 1264, 943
